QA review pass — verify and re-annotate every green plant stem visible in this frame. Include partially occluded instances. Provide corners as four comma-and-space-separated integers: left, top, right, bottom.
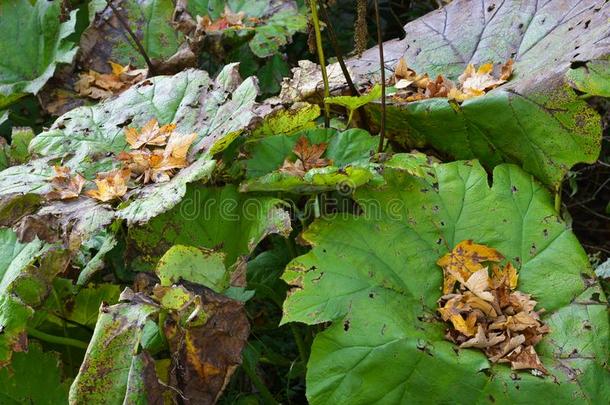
309, 0, 330, 127
242, 360, 278, 405
27, 327, 89, 349
290, 323, 309, 363
373, 0, 386, 153
555, 183, 562, 213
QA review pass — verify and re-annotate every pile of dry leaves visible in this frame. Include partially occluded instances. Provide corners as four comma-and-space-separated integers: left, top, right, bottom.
46, 119, 195, 202
279, 136, 332, 177
75, 62, 146, 100
390, 58, 513, 102
437, 240, 549, 375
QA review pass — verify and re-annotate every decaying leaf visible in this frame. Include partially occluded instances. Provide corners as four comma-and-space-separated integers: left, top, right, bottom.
75, 62, 145, 100
438, 240, 549, 374
162, 282, 250, 404
85, 168, 131, 202
45, 166, 85, 200
279, 136, 332, 176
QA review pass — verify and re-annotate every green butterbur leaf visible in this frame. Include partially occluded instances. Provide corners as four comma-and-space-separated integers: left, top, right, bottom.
282, 160, 610, 403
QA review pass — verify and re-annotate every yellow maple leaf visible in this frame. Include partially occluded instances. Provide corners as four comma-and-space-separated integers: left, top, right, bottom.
437, 240, 503, 293
86, 168, 131, 202
125, 119, 176, 149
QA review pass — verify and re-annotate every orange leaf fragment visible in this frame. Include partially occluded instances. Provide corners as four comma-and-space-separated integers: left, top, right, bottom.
85, 168, 131, 202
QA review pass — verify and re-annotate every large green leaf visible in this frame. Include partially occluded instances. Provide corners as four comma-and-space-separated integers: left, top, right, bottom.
282, 160, 610, 403
336, 0, 610, 187
0, 0, 78, 108
128, 184, 291, 268
241, 128, 381, 193
0, 342, 70, 404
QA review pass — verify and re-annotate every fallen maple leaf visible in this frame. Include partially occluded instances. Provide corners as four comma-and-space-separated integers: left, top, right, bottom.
75, 62, 146, 100
85, 168, 131, 202
46, 166, 85, 200
437, 240, 549, 374
279, 136, 332, 177
119, 128, 196, 184
458, 60, 513, 97
125, 119, 176, 149
437, 239, 504, 293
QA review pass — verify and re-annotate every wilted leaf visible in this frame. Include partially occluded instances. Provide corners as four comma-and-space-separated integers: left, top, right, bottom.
68, 292, 162, 404
124, 119, 176, 150
282, 160, 610, 403
438, 242, 549, 374
162, 281, 250, 404
0, 0, 77, 108
80, 0, 185, 71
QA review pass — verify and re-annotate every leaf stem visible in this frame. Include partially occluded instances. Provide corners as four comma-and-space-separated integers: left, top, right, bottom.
106, 0, 156, 74
27, 327, 89, 349
373, 0, 386, 153
555, 183, 562, 214
242, 349, 278, 405
290, 323, 309, 364
309, 0, 330, 127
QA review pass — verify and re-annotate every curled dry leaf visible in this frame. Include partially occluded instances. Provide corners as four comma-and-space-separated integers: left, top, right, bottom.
75, 62, 146, 100
85, 168, 131, 202
437, 240, 549, 374
390, 58, 513, 103
279, 136, 332, 177
45, 166, 85, 200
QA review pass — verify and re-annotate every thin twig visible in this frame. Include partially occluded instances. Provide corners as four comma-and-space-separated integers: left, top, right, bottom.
317, 2, 358, 96
107, 0, 156, 74
374, 0, 386, 153
318, 1, 370, 131
308, 0, 330, 127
